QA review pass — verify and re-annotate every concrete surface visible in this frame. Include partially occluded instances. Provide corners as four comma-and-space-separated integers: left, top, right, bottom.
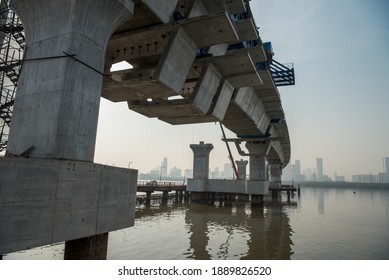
190, 141, 214, 179
187, 178, 268, 195
0, 157, 137, 255
8, 0, 134, 161
4, 0, 135, 257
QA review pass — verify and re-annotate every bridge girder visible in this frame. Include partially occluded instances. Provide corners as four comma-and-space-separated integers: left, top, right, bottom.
102, 0, 292, 167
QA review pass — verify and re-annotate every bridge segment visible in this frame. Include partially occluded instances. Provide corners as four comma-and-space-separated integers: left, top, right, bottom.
102, 0, 293, 199
103, 0, 291, 168
1, 0, 136, 259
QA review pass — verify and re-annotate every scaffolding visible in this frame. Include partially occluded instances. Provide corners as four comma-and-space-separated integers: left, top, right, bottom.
0, 0, 24, 152
269, 60, 295, 87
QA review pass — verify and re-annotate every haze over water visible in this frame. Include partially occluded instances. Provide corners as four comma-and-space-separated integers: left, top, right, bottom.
4, 183, 389, 260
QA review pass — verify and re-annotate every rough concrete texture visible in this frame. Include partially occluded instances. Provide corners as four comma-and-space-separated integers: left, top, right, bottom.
0, 157, 137, 255
235, 159, 248, 180
211, 79, 234, 120
181, 13, 238, 48
192, 64, 222, 114
246, 142, 270, 181
141, 0, 179, 23
156, 27, 198, 94
8, 0, 134, 161
268, 161, 282, 188
187, 178, 268, 195
233, 87, 269, 134
190, 141, 214, 179
209, 51, 261, 88
246, 180, 269, 195
64, 233, 108, 260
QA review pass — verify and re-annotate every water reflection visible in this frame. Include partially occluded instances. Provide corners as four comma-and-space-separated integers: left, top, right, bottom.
4, 196, 297, 260
318, 189, 325, 215
185, 200, 295, 260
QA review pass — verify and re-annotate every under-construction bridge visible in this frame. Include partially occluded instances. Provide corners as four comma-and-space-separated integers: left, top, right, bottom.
0, 0, 294, 153
0, 0, 24, 152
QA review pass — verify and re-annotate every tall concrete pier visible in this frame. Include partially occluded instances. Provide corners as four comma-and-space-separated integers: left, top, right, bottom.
190, 141, 213, 201
235, 159, 248, 180
0, 0, 136, 259
7, 0, 134, 160
190, 141, 214, 179
246, 142, 270, 181
268, 160, 283, 188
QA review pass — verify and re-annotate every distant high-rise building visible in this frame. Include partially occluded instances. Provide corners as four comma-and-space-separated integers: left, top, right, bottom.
292, 159, 301, 179
161, 157, 168, 177
334, 172, 345, 182
170, 166, 181, 178
352, 174, 378, 183
212, 167, 220, 178
223, 162, 233, 179
184, 169, 193, 179
379, 157, 389, 183
281, 163, 292, 181
378, 172, 388, 183
316, 158, 323, 181
384, 157, 389, 174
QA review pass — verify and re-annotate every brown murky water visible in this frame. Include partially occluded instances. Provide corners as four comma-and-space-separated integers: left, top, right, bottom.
4, 185, 389, 260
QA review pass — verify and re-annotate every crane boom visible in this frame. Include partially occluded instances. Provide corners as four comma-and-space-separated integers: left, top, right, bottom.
219, 122, 239, 180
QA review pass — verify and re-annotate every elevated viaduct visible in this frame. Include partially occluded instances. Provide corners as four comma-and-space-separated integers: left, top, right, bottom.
0, 0, 294, 259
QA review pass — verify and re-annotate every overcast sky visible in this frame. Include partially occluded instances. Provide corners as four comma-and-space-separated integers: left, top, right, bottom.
94, 0, 389, 180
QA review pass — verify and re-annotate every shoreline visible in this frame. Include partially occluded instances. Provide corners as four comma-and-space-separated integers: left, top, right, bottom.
287, 181, 389, 189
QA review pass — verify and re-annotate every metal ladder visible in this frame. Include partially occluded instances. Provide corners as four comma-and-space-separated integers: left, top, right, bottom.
0, 0, 25, 152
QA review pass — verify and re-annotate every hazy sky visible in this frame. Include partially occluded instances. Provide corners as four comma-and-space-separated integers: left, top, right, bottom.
94, 0, 389, 180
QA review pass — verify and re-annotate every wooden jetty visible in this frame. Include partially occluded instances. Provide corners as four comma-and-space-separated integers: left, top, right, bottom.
269, 184, 297, 192
137, 181, 188, 205
137, 181, 186, 192
136, 181, 299, 205
269, 184, 299, 199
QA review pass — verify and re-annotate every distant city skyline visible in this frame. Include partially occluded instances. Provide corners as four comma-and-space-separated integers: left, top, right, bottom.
140, 156, 235, 180
283, 156, 389, 183
139, 155, 389, 184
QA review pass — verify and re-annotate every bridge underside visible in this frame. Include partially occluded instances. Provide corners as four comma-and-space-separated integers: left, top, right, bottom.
102, 0, 292, 168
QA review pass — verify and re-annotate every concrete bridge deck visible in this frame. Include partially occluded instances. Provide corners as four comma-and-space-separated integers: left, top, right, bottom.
102, 0, 291, 169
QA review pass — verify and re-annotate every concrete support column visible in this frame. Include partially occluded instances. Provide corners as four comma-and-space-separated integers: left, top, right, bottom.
162, 190, 170, 203
184, 191, 190, 202
268, 160, 282, 188
64, 233, 108, 260
191, 192, 209, 202
175, 190, 179, 201
245, 142, 269, 180
235, 159, 248, 180
146, 191, 153, 205
7, 0, 134, 260
251, 194, 264, 207
190, 141, 214, 179
8, 0, 134, 160
189, 141, 213, 203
